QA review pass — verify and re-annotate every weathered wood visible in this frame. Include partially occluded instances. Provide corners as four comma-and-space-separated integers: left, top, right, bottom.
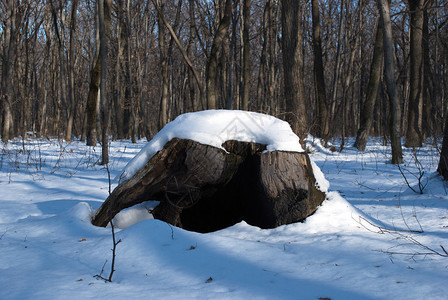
92, 138, 326, 232
92, 138, 242, 227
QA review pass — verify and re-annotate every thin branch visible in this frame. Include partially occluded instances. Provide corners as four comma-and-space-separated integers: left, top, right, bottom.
397, 164, 419, 194
94, 260, 108, 281
441, 245, 448, 256
108, 220, 121, 282
357, 215, 423, 234
94, 221, 121, 282
106, 163, 111, 195
356, 216, 447, 258
0, 229, 7, 240
151, 0, 204, 96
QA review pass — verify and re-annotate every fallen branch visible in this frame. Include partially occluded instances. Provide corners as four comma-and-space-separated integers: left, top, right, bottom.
356, 216, 447, 259
356, 215, 423, 234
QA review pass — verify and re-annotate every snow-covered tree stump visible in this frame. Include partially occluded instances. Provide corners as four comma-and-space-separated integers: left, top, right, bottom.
92, 138, 326, 232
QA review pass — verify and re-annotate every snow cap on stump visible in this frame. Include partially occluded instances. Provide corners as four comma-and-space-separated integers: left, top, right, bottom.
118, 110, 304, 182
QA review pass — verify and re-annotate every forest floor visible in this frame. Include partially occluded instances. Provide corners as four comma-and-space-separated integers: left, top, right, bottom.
0, 136, 447, 299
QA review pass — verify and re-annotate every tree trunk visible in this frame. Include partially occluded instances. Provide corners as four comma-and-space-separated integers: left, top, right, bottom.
422, 7, 433, 140
124, 0, 134, 141
50, 0, 68, 138
1, 0, 16, 142
241, 0, 251, 110
268, 0, 279, 114
66, 0, 79, 142
281, 0, 306, 140
86, 3, 101, 146
257, 1, 270, 111
376, 0, 403, 164
354, 20, 383, 151
438, 113, 448, 179
405, 0, 425, 148
341, 27, 359, 151
156, 2, 169, 130
311, 0, 329, 140
187, 0, 198, 111
340, 7, 359, 151
226, 10, 238, 110
99, 0, 113, 165
330, 0, 345, 122
153, 0, 204, 112
92, 138, 325, 232
114, 8, 124, 140
206, 0, 233, 109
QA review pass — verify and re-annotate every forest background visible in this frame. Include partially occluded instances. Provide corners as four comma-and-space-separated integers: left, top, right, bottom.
1, 0, 447, 166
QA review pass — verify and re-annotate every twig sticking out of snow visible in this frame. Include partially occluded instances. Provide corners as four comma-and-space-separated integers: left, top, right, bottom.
396, 149, 428, 194
94, 221, 122, 282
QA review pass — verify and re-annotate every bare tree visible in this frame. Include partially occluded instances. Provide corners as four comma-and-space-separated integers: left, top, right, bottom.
86, 2, 101, 147
438, 113, 448, 179
154, 1, 169, 130
329, 0, 345, 122
354, 20, 383, 151
1, 0, 447, 155
153, 0, 204, 111
405, 0, 425, 148
206, 0, 233, 109
281, 0, 306, 140
257, 0, 280, 115
241, 0, 251, 110
65, 0, 79, 142
49, 0, 69, 139
1, 0, 16, 142
311, 0, 329, 140
99, 0, 113, 165
376, 0, 403, 164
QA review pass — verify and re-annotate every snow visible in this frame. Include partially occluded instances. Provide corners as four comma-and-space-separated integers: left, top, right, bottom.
118, 110, 303, 182
1, 128, 448, 298
112, 201, 159, 229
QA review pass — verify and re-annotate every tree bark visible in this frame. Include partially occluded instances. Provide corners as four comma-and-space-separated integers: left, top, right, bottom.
86, 3, 101, 147
122, 0, 133, 139
187, 0, 199, 111
311, 0, 329, 140
65, 0, 79, 142
330, 0, 345, 122
256, 1, 270, 111
241, 0, 251, 110
281, 0, 306, 140
206, 0, 233, 109
376, 0, 403, 164
86, 57, 101, 146
92, 138, 325, 232
114, 5, 124, 140
1, 0, 16, 142
50, 0, 68, 138
405, 0, 425, 148
354, 20, 383, 151
438, 113, 448, 179
99, 0, 113, 165
156, 2, 169, 130
341, 20, 360, 150
422, 7, 433, 140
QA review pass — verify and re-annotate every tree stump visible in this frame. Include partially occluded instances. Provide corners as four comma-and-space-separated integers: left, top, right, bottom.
92, 138, 326, 232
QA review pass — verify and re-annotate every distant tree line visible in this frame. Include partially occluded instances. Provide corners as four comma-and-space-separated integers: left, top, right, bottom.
1, 0, 448, 164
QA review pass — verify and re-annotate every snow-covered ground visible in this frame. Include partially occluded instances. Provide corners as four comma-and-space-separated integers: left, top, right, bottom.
1, 133, 447, 299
